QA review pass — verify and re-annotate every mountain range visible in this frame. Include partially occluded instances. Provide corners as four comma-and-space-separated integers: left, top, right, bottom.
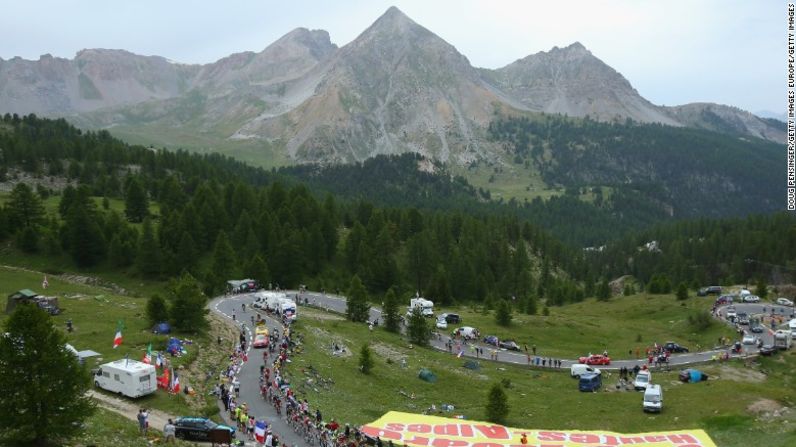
0, 6, 784, 166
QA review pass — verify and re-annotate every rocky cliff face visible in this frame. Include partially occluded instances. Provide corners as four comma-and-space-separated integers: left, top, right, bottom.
0, 50, 196, 115
0, 7, 783, 164
482, 43, 680, 126
234, 6, 507, 163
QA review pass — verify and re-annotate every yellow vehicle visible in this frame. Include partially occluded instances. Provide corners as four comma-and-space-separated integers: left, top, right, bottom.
255, 324, 269, 337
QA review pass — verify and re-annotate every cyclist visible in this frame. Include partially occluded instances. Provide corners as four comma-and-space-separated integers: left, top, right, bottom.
241, 303, 246, 313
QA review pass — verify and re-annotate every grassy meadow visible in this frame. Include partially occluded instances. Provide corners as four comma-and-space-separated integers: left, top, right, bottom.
282, 307, 796, 447
433, 293, 737, 359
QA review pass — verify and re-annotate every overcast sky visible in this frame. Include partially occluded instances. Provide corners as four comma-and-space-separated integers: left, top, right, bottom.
0, 0, 784, 115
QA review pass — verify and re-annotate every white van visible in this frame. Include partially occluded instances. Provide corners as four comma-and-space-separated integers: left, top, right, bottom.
643, 384, 663, 412
570, 363, 601, 378
633, 370, 651, 391
278, 298, 297, 320
94, 359, 157, 398
454, 326, 479, 340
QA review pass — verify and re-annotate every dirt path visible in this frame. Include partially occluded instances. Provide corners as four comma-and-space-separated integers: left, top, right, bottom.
89, 390, 171, 430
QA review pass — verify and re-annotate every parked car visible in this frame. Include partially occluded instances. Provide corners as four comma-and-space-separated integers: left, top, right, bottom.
440, 313, 461, 324
499, 340, 520, 351
697, 286, 722, 296
483, 335, 500, 346
642, 384, 663, 413
453, 327, 479, 340
579, 373, 602, 392
633, 370, 651, 391
742, 295, 761, 303
252, 334, 268, 349
578, 354, 611, 365
570, 364, 601, 378
37, 302, 62, 315
174, 417, 235, 441
679, 369, 708, 383
759, 344, 777, 356
663, 342, 689, 353
777, 297, 795, 307
715, 295, 734, 305
742, 334, 757, 345
435, 318, 448, 330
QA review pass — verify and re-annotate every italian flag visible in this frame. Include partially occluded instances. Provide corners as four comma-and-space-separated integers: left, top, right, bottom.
142, 343, 153, 364
112, 321, 124, 349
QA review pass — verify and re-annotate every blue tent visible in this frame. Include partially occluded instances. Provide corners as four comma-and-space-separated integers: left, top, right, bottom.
166, 337, 186, 356
152, 322, 171, 334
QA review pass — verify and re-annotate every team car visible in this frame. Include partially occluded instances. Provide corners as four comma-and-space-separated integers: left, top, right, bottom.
174, 417, 235, 441
578, 354, 611, 365
253, 334, 269, 348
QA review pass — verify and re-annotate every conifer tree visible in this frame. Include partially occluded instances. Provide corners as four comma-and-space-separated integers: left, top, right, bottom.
0, 304, 95, 445
495, 299, 513, 326
484, 382, 509, 424
359, 343, 374, 374
407, 307, 431, 346
136, 218, 162, 277
346, 275, 371, 323
124, 176, 149, 223
382, 288, 402, 333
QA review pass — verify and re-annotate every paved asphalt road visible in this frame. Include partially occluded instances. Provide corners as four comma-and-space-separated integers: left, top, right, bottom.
210, 295, 307, 447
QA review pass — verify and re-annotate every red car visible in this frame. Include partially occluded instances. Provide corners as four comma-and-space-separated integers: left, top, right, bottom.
253, 334, 269, 349
578, 354, 611, 365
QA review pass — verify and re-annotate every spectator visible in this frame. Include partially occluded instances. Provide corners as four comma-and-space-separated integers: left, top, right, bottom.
163, 418, 176, 443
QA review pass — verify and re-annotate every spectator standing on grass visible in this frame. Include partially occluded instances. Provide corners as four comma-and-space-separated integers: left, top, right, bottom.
163, 419, 176, 443
532, 344, 537, 355
137, 409, 146, 436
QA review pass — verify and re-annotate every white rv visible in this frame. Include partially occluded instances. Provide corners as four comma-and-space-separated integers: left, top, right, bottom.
94, 359, 157, 398
409, 297, 434, 317
278, 298, 297, 320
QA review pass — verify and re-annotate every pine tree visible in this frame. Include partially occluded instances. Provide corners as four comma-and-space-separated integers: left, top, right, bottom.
124, 176, 149, 223
346, 275, 371, 323
245, 255, 270, 288
359, 343, 375, 374
168, 273, 209, 333
525, 295, 538, 315
62, 195, 106, 267
135, 218, 162, 277
175, 231, 199, 274
755, 277, 768, 299
596, 279, 611, 301
382, 288, 401, 333
209, 231, 238, 294
407, 307, 431, 346
495, 299, 513, 326
7, 183, 45, 252
0, 303, 95, 445
484, 382, 509, 424
146, 294, 169, 325
428, 264, 453, 306
676, 282, 689, 301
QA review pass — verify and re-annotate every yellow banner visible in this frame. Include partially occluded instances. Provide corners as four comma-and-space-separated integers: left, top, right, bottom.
361, 412, 716, 447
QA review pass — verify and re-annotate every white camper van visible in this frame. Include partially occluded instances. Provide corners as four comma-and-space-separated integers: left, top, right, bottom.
409, 297, 434, 317
278, 298, 297, 320
94, 359, 157, 398
642, 384, 663, 412
263, 292, 287, 312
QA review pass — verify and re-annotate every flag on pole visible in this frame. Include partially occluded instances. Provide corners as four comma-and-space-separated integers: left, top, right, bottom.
143, 343, 153, 364
172, 373, 181, 394
113, 321, 124, 349
42, 275, 49, 289
457, 350, 463, 358
155, 351, 163, 369
254, 420, 267, 443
